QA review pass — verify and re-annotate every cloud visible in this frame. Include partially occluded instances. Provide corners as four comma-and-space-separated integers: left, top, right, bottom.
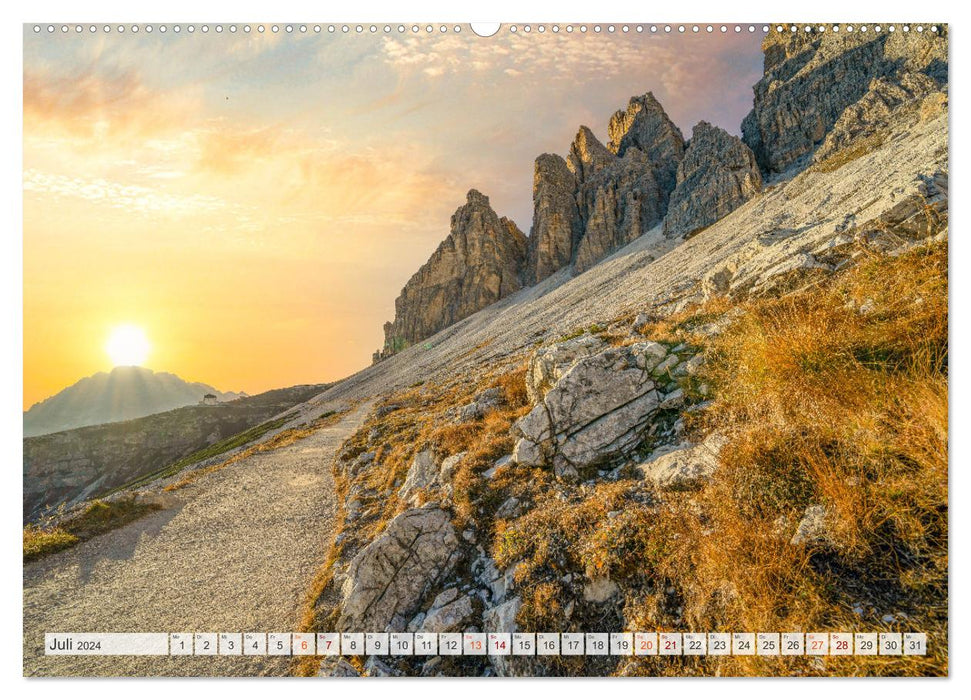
23, 168, 227, 217
24, 63, 202, 145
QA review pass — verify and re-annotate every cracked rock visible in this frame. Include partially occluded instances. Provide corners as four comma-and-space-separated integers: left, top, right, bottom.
338, 507, 460, 632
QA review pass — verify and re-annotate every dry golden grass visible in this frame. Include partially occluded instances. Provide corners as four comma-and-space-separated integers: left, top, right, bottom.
23, 526, 78, 561
639, 242, 948, 676
298, 242, 947, 677
486, 242, 946, 676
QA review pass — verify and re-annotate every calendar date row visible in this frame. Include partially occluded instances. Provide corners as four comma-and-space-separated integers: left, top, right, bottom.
46, 631, 927, 657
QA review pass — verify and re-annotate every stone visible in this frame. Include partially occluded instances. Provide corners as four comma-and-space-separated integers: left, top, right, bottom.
514, 343, 662, 478
637, 433, 727, 491
338, 507, 460, 632
791, 504, 832, 545
364, 657, 397, 677
374, 403, 402, 418
495, 496, 522, 519
476, 557, 513, 603
525, 333, 608, 404
742, 27, 948, 172
527, 153, 581, 284
398, 448, 439, 503
439, 452, 466, 483
659, 388, 685, 410
379, 189, 527, 357
484, 596, 522, 676
421, 594, 475, 633
583, 576, 620, 603
455, 387, 504, 422
663, 121, 762, 238
420, 657, 444, 676
653, 354, 679, 376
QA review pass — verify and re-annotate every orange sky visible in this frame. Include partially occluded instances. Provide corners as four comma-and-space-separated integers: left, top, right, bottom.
23, 26, 763, 409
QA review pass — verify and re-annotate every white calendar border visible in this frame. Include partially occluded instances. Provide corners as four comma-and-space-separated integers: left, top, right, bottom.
5, 0, 964, 698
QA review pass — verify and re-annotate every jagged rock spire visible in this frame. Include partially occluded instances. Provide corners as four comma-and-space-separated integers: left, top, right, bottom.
380, 190, 526, 356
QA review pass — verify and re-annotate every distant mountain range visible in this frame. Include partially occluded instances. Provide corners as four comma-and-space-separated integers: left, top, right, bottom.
23, 366, 243, 437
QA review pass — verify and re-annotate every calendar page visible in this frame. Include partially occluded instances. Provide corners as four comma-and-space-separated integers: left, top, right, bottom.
22, 18, 948, 679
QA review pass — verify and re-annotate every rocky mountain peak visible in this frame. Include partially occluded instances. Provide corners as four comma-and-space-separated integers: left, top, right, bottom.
566, 126, 615, 181
463, 188, 490, 207
663, 121, 762, 238
742, 26, 948, 172
378, 191, 526, 358
527, 153, 581, 284
607, 92, 686, 197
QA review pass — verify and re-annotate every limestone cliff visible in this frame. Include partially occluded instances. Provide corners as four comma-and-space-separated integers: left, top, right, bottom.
742, 26, 948, 172
607, 92, 686, 199
380, 190, 526, 355
526, 154, 580, 285
664, 122, 762, 238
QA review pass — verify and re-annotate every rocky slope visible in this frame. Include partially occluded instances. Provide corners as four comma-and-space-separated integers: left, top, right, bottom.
23, 384, 328, 522
378, 190, 526, 359
24, 366, 241, 437
308, 27, 948, 678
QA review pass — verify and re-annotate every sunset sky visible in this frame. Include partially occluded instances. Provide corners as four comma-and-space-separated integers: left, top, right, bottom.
23, 25, 763, 409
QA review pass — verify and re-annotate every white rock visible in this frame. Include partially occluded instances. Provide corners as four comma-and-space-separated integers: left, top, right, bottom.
514, 344, 661, 479
398, 448, 439, 503
421, 595, 474, 633
790, 504, 832, 545
659, 388, 685, 409
638, 433, 727, 491
338, 507, 460, 631
583, 576, 620, 603
525, 334, 608, 403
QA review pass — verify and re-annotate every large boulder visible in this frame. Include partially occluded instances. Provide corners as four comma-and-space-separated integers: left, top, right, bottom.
513, 342, 671, 479
379, 189, 527, 356
527, 153, 581, 284
663, 122, 763, 238
338, 506, 460, 631
525, 333, 608, 404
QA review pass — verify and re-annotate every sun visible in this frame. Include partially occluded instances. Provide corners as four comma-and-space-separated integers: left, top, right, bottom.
106, 325, 151, 367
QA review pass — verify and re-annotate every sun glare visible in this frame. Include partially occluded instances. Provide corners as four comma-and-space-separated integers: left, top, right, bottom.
106, 325, 150, 367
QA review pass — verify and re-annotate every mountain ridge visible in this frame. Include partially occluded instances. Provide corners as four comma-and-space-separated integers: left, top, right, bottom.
24, 366, 242, 437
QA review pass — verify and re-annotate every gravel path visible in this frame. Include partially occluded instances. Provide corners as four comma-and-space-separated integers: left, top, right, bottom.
23, 401, 372, 677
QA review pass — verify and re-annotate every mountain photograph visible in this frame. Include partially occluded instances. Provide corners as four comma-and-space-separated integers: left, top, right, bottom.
21, 21, 948, 680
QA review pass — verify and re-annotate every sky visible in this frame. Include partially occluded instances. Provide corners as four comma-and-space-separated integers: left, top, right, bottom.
23, 25, 764, 409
